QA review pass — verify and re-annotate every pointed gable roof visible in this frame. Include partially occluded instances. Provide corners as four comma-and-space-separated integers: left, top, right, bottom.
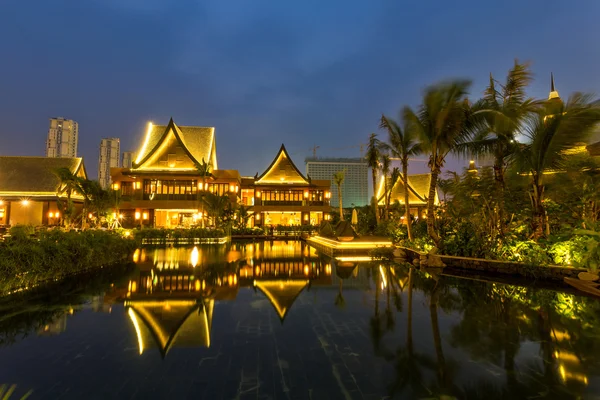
377, 173, 438, 206
256, 144, 309, 185
254, 280, 309, 323
133, 118, 217, 170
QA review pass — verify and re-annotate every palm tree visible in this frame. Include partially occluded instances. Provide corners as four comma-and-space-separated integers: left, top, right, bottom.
333, 170, 345, 221
77, 179, 103, 229
380, 154, 391, 220
403, 80, 472, 246
514, 93, 600, 238
203, 192, 229, 228
366, 133, 383, 224
456, 61, 539, 236
380, 114, 422, 239
53, 167, 82, 227
194, 158, 213, 228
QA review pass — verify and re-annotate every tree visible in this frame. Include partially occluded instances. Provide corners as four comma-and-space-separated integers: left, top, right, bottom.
366, 133, 383, 224
457, 61, 539, 236
513, 93, 600, 238
381, 154, 391, 220
202, 192, 229, 228
380, 114, 422, 240
77, 179, 104, 229
53, 167, 83, 227
333, 170, 345, 221
403, 80, 473, 246
194, 158, 213, 228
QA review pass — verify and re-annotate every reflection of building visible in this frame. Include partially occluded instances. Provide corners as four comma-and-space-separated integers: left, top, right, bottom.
244, 145, 332, 226
37, 310, 71, 336
98, 138, 121, 189
110, 119, 241, 228
125, 298, 213, 358
305, 157, 369, 207
376, 173, 438, 218
46, 117, 78, 158
0, 157, 87, 226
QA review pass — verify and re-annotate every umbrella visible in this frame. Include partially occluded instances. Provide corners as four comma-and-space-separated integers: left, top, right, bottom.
351, 209, 358, 225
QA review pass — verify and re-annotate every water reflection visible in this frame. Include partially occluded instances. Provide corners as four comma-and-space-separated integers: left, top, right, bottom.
1, 241, 599, 398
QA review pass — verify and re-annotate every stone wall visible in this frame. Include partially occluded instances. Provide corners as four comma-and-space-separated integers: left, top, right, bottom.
395, 247, 587, 282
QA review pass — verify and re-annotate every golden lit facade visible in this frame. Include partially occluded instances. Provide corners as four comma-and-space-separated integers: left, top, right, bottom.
0, 156, 87, 226
110, 119, 241, 228
242, 144, 332, 226
376, 173, 438, 219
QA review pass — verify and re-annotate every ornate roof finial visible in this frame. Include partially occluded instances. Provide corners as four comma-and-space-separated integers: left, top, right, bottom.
548, 72, 560, 100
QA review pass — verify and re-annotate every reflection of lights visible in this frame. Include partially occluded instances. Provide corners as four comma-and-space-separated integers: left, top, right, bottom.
555, 351, 579, 362
304, 265, 309, 276
127, 308, 144, 355
202, 280, 206, 290
255, 266, 261, 275
233, 275, 237, 285
325, 264, 331, 275
379, 265, 388, 289
131, 281, 137, 292
195, 279, 201, 291
133, 249, 140, 263
309, 236, 392, 249
191, 246, 199, 267
552, 330, 571, 341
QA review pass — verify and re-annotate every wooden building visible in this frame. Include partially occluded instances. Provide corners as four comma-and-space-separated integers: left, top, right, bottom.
0, 156, 87, 226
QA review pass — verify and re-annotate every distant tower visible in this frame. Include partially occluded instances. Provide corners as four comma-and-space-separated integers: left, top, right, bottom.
122, 151, 134, 169
46, 117, 78, 157
548, 73, 560, 100
98, 138, 121, 189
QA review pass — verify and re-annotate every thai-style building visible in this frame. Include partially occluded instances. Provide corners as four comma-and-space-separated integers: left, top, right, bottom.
0, 156, 87, 226
110, 119, 241, 228
376, 173, 439, 219
241, 144, 332, 227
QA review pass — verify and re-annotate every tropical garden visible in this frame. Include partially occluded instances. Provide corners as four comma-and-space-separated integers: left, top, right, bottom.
357, 61, 600, 270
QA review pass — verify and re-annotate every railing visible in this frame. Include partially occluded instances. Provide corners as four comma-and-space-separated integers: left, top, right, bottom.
256, 200, 327, 206
142, 194, 197, 201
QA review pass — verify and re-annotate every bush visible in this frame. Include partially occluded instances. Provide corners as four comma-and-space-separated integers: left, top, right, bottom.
0, 229, 136, 293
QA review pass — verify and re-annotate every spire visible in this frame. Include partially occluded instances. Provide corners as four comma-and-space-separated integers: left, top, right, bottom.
548, 72, 560, 100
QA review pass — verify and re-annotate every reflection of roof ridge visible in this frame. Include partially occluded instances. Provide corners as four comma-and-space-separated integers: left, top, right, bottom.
253, 279, 309, 323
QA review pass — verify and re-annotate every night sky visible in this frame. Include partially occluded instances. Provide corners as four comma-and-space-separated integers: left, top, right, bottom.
1, 0, 599, 180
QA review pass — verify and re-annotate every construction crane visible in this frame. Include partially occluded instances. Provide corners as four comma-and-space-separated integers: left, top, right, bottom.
310, 145, 320, 158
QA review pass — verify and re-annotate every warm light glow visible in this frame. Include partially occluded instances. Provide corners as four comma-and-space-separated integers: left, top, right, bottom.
256, 191, 261, 198
304, 265, 309, 276
48, 212, 54, 218
308, 236, 392, 249
112, 183, 120, 190
135, 212, 141, 220
229, 185, 234, 192
55, 211, 60, 218
21, 199, 29, 206
112, 212, 117, 219
135, 122, 153, 164
131, 281, 137, 292
133, 249, 140, 263
127, 308, 144, 355
379, 265, 388, 289
135, 182, 141, 189
119, 214, 124, 219
0, 200, 3, 205
143, 212, 148, 220
335, 256, 373, 262
304, 214, 308, 221
195, 279, 201, 291
191, 246, 199, 268
88, 213, 93, 219
325, 191, 331, 199
304, 191, 309, 198
256, 213, 261, 221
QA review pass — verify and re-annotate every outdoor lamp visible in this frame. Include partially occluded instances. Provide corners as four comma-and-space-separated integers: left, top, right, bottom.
135, 212, 141, 220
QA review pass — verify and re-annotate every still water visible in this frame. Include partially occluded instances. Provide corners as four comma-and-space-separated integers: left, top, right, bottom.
1, 240, 599, 399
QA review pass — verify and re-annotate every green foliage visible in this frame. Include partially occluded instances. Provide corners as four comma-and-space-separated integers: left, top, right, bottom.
7, 225, 36, 242
439, 220, 497, 259
497, 239, 551, 265
374, 220, 407, 244
134, 227, 227, 243
231, 227, 266, 236
571, 227, 600, 272
369, 247, 395, 261
0, 230, 135, 293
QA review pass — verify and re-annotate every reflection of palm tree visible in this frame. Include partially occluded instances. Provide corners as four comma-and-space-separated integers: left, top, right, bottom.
334, 279, 345, 308
370, 269, 383, 353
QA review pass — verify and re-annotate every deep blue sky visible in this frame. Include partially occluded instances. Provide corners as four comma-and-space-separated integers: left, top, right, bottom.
1, 0, 599, 179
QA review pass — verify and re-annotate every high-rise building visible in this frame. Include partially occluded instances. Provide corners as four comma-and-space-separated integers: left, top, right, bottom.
122, 151, 134, 169
46, 118, 78, 158
98, 138, 120, 189
305, 157, 368, 208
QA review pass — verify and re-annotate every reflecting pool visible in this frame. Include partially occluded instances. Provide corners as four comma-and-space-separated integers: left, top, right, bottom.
1, 240, 600, 399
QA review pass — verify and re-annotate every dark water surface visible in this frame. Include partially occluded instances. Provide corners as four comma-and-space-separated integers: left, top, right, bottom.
1, 240, 600, 399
